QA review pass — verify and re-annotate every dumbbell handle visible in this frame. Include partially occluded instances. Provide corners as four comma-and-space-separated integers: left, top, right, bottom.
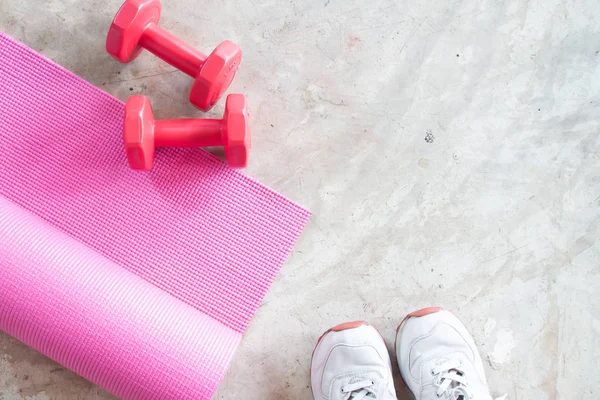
140, 24, 208, 77
154, 119, 222, 147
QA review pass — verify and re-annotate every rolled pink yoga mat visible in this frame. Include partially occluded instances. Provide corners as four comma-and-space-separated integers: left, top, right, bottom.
0, 32, 310, 399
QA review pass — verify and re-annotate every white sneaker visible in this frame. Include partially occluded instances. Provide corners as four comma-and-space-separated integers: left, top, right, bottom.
311, 321, 397, 400
395, 308, 492, 400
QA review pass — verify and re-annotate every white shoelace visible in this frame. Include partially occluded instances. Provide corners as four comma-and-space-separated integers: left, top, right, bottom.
341, 379, 376, 400
431, 360, 471, 400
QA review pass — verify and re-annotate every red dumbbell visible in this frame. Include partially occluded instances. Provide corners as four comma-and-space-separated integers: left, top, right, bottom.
107, 0, 242, 112
124, 94, 251, 170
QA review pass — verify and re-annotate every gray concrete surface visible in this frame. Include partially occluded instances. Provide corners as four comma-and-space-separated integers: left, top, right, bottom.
1, 0, 599, 398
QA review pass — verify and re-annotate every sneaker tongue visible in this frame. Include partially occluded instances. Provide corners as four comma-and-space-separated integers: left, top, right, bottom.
345, 375, 377, 399
433, 356, 451, 367
414, 356, 450, 378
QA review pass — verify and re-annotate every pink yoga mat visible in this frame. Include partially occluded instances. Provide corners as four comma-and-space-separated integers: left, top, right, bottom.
0, 32, 310, 399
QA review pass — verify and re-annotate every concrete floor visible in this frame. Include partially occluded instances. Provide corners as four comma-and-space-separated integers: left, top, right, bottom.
1, 0, 599, 398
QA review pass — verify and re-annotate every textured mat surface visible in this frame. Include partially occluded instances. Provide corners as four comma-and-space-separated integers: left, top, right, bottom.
0, 32, 310, 399
0, 198, 241, 399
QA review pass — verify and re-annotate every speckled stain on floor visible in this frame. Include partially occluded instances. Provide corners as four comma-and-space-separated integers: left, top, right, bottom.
1, 335, 114, 400
0, 0, 599, 399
